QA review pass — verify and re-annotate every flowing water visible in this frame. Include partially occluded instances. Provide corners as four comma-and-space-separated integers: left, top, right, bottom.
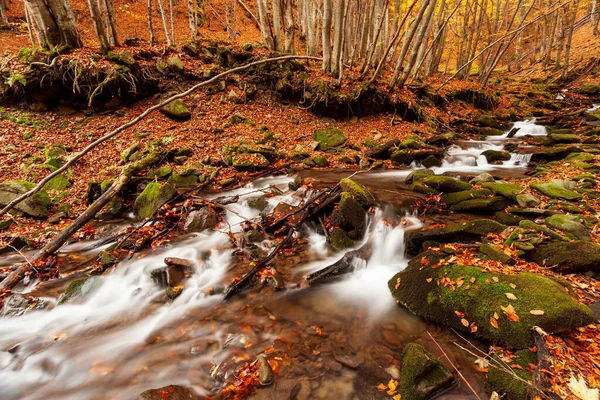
0, 121, 545, 400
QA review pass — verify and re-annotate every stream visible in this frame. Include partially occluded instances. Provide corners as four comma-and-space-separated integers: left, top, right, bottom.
0, 121, 545, 400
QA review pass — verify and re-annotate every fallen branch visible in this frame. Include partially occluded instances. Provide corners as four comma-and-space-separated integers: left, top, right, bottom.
223, 228, 294, 299
0, 55, 322, 218
236, 0, 260, 28
532, 331, 562, 400
364, 138, 400, 159
506, 127, 521, 138
305, 240, 374, 285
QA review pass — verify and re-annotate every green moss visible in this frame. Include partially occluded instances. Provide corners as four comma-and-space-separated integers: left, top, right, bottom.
167, 173, 198, 187
339, 178, 375, 206
487, 349, 535, 400
133, 182, 175, 219
482, 183, 524, 199
545, 214, 590, 241
440, 189, 492, 205
148, 165, 172, 179
330, 227, 354, 250
43, 174, 71, 191
450, 196, 510, 213
232, 153, 270, 171
389, 251, 594, 348
481, 150, 511, 163
527, 241, 600, 273
312, 155, 330, 167
530, 181, 582, 200
399, 343, 454, 400
518, 220, 569, 242
0, 108, 45, 129
313, 127, 347, 151
58, 278, 96, 305
549, 133, 581, 144
414, 175, 472, 193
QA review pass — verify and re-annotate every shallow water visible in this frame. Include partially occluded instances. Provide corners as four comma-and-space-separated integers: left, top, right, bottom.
0, 121, 541, 399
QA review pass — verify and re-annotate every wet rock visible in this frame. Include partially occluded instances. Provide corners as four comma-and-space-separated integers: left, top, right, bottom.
336, 192, 367, 236
578, 83, 600, 95
246, 229, 265, 242
399, 343, 455, 400
288, 175, 303, 191
530, 146, 582, 162
508, 207, 558, 217
58, 277, 98, 305
159, 99, 191, 120
330, 227, 354, 251
426, 132, 456, 147
257, 355, 274, 386
339, 178, 375, 206
405, 169, 434, 183
167, 56, 184, 72
413, 175, 472, 193
167, 173, 198, 187
121, 143, 140, 162
439, 189, 492, 205
0, 180, 50, 218
421, 154, 442, 168
488, 349, 536, 400
138, 385, 202, 400
184, 207, 219, 232
478, 114, 508, 130
404, 219, 506, 256
247, 197, 269, 211
313, 155, 330, 167
515, 193, 540, 208
390, 149, 442, 166
232, 153, 270, 171
481, 150, 511, 163
527, 241, 600, 273
481, 182, 524, 200
450, 196, 510, 213
133, 182, 176, 219
389, 250, 594, 348
469, 172, 494, 184
530, 180, 582, 200
549, 133, 581, 144
313, 127, 347, 151
545, 214, 590, 241
164, 257, 194, 269
1, 294, 47, 317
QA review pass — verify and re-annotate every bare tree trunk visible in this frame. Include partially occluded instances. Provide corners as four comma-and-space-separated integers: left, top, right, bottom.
331, 0, 345, 76
555, 8, 565, 68
322, 0, 333, 71
563, 0, 579, 78
306, 0, 319, 55
0, 0, 9, 26
593, 0, 600, 35
188, 0, 197, 39
169, 0, 175, 44
103, 0, 119, 46
148, 0, 156, 43
256, 0, 275, 49
283, 0, 294, 52
24, 2, 38, 46
157, 0, 173, 45
87, 0, 111, 53
272, 0, 283, 50
25, 0, 81, 49
232, 0, 237, 40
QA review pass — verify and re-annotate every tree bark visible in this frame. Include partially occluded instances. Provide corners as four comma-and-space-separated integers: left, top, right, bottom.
331, 0, 345, 76
256, 0, 275, 49
157, 0, 173, 45
322, 0, 333, 72
24, 0, 81, 49
88, 0, 111, 53
148, 0, 156, 43
272, 0, 283, 50
283, 0, 294, 52
0, 0, 9, 26
103, 0, 119, 46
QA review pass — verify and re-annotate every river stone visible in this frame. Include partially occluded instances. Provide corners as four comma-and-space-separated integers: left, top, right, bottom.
549, 133, 581, 144
530, 146, 582, 162
389, 250, 594, 349
404, 219, 506, 256
421, 154, 442, 168
232, 153, 270, 171
336, 192, 366, 236
159, 99, 191, 120
399, 343, 455, 400
313, 155, 330, 167
414, 175, 472, 193
578, 84, 600, 95
313, 127, 347, 151
545, 214, 590, 241
0, 180, 50, 218
167, 173, 198, 187
184, 207, 219, 233
527, 241, 600, 273
167, 56, 184, 72
58, 277, 99, 305
133, 182, 176, 219
488, 349, 536, 400
330, 227, 354, 251
247, 197, 269, 211
440, 189, 492, 205
470, 172, 494, 184
478, 114, 507, 130
530, 181, 582, 200
339, 178, 375, 206
482, 182, 524, 200
479, 243, 516, 265
515, 193, 540, 208
481, 150, 511, 163
138, 385, 202, 400
450, 196, 510, 213
1, 294, 47, 317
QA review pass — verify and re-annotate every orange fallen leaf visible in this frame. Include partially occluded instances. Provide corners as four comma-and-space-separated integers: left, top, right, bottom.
501, 304, 520, 322
490, 317, 499, 329
455, 311, 466, 318
426, 278, 433, 283
461, 318, 469, 327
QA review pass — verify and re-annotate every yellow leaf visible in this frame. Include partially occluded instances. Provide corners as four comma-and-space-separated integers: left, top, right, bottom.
490, 317, 499, 329
426, 278, 433, 283
461, 318, 469, 327
388, 379, 398, 391
530, 310, 545, 316
505, 293, 517, 300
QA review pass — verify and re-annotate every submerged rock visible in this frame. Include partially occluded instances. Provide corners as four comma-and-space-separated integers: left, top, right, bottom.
184, 207, 219, 232
313, 127, 347, 151
527, 241, 600, 273
399, 343, 455, 400
404, 219, 506, 256
133, 182, 176, 219
0, 180, 50, 218
389, 251, 594, 348
339, 178, 375, 206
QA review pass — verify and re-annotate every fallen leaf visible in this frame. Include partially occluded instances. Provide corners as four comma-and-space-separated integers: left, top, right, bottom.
455, 311, 466, 318
388, 379, 398, 392
494, 312, 499, 319
567, 375, 599, 400
505, 293, 517, 300
490, 317, 499, 329
461, 318, 469, 327
426, 278, 433, 283
470, 322, 478, 333
530, 310, 545, 316
377, 383, 387, 391
501, 304, 520, 322
509, 283, 516, 289
493, 276, 499, 282
474, 357, 490, 372
421, 257, 430, 266
470, 277, 476, 283
395, 277, 401, 289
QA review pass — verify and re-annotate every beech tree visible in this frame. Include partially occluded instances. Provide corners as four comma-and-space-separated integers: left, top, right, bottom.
24, 0, 81, 49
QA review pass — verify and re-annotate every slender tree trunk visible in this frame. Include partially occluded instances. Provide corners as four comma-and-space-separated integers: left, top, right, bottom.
563, 0, 579, 78
256, 0, 275, 49
592, 0, 598, 35
0, 0, 9, 26
104, 0, 119, 46
148, 0, 156, 43
157, 0, 173, 45
232, 0, 237, 40
322, 0, 333, 71
169, 0, 175, 44
331, 0, 345, 76
188, 0, 197, 39
87, 0, 111, 53
25, 0, 81, 49
24, 2, 38, 46
283, 0, 294, 52
272, 0, 283, 50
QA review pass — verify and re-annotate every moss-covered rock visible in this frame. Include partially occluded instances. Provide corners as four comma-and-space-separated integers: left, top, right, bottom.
404, 219, 506, 256
440, 189, 492, 205
487, 349, 536, 400
330, 227, 354, 250
389, 251, 594, 348
58, 277, 99, 305
336, 192, 366, 237
479, 244, 516, 265
414, 175, 472, 193
482, 150, 511, 163
481, 182, 524, 200
43, 173, 71, 191
339, 178, 375, 206
527, 241, 600, 273
313, 155, 330, 167
107, 50, 136, 66
121, 143, 141, 162
515, 193, 540, 208
578, 83, 600, 95
530, 181, 582, 200
545, 214, 590, 241
391, 149, 442, 166
478, 114, 508, 130
399, 343, 455, 400
549, 133, 581, 144
313, 127, 347, 151
167, 173, 198, 187
232, 153, 270, 171
530, 146, 582, 162
133, 182, 176, 219
450, 196, 510, 213
167, 56, 184, 72
147, 165, 173, 179
0, 180, 50, 218
247, 197, 269, 211
159, 99, 191, 120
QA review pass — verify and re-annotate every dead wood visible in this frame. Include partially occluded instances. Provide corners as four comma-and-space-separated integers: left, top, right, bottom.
305, 240, 374, 285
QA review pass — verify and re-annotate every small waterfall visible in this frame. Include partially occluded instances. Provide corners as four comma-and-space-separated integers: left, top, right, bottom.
503, 120, 547, 137
510, 153, 532, 164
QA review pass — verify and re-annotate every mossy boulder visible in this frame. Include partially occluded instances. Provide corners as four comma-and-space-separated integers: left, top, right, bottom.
312, 155, 330, 167
414, 175, 472, 193
389, 251, 594, 348
545, 214, 590, 241
330, 227, 354, 250
335, 192, 366, 237
399, 343, 455, 400
58, 277, 99, 305
121, 143, 141, 162
232, 153, 270, 171
515, 193, 540, 208
479, 243, 516, 265
481, 150, 511, 163
247, 197, 269, 211
167, 173, 198, 187
530, 146, 582, 162
578, 83, 600, 95
527, 241, 600, 273
339, 178, 375, 206
148, 165, 172, 179
450, 196, 510, 213
0, 180, 50, 218
159, 99, 191, 120
440, 189, 492, 205
487, 349, 536, 400
133, 182, 176, 219
530, 181, 582, 200
167, 56, 184, 72
184, 207, 219, 232
404, 219, 506, 256
107, 51, 136, 67
481, 182, 524, 200
313, 127, 347, 151
549, 133, 581, 144
391, 149, 442, 166
43, 173, 71, 191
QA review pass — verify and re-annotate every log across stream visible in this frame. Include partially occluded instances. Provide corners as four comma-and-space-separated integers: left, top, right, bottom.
0, 121, 543, 399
